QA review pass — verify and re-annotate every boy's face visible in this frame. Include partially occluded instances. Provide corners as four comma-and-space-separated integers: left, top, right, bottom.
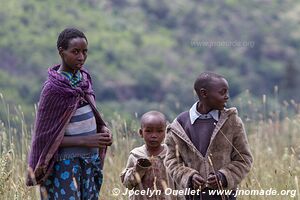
201, 77, 229, 110
139, 116, 166, 149
59, 37, 88, 72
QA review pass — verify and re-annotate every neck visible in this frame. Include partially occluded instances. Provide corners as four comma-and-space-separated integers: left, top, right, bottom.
146, 145, 163, 157
58, 64, 77, 75
197, 102, 212, 114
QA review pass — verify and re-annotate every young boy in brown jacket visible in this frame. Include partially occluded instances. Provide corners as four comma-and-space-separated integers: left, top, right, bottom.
165, 72, 253, 200
121, 111, 174, 200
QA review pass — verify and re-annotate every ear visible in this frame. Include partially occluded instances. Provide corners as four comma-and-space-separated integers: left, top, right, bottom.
139, 128, 143, 138
199, 88, 208, 98
58, 47, 64, 57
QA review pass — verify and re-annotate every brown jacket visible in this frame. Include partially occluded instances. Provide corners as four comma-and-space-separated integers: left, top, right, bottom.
164, 107, 253, 190
121, 144, 180, 200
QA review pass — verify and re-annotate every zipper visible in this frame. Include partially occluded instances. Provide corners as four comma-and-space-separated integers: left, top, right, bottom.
170, 123, 204, 160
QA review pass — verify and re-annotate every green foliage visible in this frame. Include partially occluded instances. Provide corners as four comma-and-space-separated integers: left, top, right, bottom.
0, 0, 300, 122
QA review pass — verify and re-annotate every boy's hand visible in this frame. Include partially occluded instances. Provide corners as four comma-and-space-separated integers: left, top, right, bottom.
207, 173, 219, 189
136, 158, 152, 172
207, 172, 226, 189
191, 174, 205, 189
133, 158, 151, 181
137, 158, 152, 168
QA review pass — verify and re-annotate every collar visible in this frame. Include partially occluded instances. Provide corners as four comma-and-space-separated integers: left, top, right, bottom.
189, 101, 219, 124
142, 144, 167, 159
59, 70, 82, 81
58, 70, 82, 87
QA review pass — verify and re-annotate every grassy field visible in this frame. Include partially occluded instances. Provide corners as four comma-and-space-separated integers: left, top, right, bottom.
0, 97, 299, 199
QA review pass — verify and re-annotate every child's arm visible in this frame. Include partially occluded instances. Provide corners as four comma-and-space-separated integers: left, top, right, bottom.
120, 155, 151, 189
218, 115, 253, 189
164, 132, 200, 189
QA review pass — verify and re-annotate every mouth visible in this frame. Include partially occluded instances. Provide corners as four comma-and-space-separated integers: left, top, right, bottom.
149, 140, 159, 145
76, 63, 84, 68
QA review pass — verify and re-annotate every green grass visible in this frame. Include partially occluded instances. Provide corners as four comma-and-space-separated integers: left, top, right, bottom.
0, 95, 299, 199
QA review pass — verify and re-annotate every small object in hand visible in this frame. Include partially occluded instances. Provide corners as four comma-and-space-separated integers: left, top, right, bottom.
137, 158, 152, 168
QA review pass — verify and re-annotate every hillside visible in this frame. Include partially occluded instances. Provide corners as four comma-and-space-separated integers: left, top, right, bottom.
0, 0, 299, 121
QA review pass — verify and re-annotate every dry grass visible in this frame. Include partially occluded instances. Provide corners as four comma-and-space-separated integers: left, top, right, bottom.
0, 94, 299, 199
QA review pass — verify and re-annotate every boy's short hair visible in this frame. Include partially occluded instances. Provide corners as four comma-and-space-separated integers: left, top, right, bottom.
57, 28, 88, 50
140, 111, 166, 128
194, 72, 225, 96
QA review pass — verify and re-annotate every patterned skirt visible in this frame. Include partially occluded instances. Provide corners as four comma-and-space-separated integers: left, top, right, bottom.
40, 154, 103, 200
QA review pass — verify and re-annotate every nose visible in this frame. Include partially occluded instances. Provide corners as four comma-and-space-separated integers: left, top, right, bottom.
225, 93, 229, 100
150, 133, 158, 138
77, 52, 85, 61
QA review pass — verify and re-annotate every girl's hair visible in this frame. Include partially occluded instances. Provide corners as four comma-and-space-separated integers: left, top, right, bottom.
57, 28, 88, 50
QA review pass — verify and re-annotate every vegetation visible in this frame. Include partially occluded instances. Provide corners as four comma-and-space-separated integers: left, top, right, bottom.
0, 94, 299, 199
1, 0, 300, 121
0, 0, 300, 199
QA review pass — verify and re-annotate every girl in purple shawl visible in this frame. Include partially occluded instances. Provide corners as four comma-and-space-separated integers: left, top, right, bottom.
27, 28, 112, 200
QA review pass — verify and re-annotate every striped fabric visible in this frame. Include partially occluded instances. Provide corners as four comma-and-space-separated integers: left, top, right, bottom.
58, 104, 98, 159
65, 104, 97, 136
59, 70, 82, 87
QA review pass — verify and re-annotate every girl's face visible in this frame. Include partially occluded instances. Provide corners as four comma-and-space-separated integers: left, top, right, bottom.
59, 37, 88, 73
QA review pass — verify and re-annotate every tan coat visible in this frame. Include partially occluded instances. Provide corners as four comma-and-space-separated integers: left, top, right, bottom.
164, 107, 253, 191
121, 144, 179, 200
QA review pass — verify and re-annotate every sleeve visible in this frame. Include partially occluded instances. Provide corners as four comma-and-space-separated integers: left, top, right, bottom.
218, 115, 253, 189
216, 171, 227, 187
164, 129, 199, 189
120, 154, 150, 189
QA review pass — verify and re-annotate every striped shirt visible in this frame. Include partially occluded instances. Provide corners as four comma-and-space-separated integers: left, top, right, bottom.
58, 102, 98, 159
59, 70, 82, 87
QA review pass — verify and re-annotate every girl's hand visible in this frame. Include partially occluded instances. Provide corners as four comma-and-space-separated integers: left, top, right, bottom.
82, 132, 112, 147
99, 126, 113, 146
60, 126, 113, 147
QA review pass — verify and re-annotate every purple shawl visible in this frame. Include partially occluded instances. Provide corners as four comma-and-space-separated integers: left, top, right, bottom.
26, 65, 107, 186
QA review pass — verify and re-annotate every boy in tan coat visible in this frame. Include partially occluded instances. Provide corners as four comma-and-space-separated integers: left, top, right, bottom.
165, 72, 253, 200
121, 111, 175, 200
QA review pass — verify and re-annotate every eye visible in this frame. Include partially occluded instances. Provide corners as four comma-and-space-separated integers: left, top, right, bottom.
219, 89, 228, 95
72, 49, 79, 55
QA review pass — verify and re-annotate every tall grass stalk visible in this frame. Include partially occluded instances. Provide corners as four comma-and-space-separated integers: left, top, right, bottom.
0, 93, 299, 199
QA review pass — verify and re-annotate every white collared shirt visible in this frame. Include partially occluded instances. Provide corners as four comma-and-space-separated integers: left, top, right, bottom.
189, 101, 219, 124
